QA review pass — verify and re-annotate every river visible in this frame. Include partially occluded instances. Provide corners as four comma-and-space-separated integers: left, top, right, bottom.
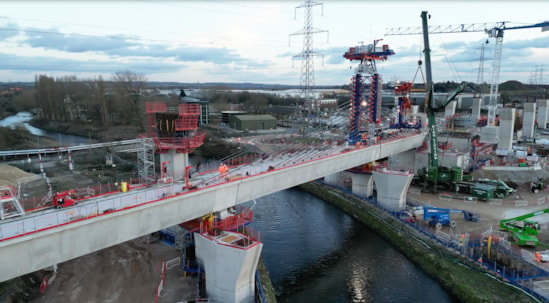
245, 188, 458, 303
0, 112, 90, 146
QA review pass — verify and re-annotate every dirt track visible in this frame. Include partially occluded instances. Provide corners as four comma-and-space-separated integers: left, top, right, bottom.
31, 238, 195, 303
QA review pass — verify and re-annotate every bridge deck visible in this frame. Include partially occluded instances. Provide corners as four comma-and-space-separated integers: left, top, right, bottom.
0, 130, 425, 282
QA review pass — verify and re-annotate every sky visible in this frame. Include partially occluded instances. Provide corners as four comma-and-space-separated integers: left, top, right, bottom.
0, 0, 548, 86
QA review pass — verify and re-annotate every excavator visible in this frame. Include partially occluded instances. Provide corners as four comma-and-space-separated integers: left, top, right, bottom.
499, 208, 549, 246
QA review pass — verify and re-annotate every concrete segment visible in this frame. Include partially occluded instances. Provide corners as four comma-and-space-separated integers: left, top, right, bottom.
497, 108, 515, 151
373, 169, 413, 211
350, 172, 374, 197
0, 133, 426, 282
523, 103, 536, 138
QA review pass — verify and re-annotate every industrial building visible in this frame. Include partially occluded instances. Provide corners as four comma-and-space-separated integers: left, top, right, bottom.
228, 114, 277, 131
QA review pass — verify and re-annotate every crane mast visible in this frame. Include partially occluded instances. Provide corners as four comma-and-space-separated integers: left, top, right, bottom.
420, 11, 466, 192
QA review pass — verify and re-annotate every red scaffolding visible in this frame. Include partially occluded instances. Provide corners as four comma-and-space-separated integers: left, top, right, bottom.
144, 102, 205, 153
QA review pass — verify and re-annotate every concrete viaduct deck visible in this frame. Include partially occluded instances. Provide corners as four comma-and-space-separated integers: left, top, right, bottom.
0, 132, 425, 282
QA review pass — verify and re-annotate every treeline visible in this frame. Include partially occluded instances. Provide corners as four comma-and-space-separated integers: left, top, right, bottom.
33, 71, 153, 130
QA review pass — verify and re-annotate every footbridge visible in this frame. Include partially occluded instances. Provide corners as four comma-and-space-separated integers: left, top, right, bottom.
0, 131, 425, 282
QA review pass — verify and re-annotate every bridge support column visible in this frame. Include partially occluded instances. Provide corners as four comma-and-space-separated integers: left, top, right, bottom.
523, 102, 536, 139
444, 100, 456, 119
537, 99, 548, 129
324, 172, 341, 186
472, 98, 482, 120
373, 169, 413, 211
350, 172, 374, 198
160, 150, 189, 180
497, 108, 515, 151
195, 231, 263, 303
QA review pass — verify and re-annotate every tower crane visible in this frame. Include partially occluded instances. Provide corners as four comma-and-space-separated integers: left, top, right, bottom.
386, 17, 549, 127
343, 39, 395, 144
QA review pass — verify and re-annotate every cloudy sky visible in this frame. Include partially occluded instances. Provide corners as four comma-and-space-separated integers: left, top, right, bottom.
1, 1, 548, 86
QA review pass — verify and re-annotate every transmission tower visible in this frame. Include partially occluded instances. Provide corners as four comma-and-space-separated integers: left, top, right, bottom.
289, 0, 328, 119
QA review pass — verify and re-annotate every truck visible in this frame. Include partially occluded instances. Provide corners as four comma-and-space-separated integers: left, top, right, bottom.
499, 208, 549, 246
403, 206, 480, 230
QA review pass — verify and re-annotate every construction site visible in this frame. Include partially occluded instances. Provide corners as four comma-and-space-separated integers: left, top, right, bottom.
2, 4, 549, 303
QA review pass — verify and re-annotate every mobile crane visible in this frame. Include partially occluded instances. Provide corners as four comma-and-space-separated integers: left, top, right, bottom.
412, 11, 467, 192
499, 208, 549, 246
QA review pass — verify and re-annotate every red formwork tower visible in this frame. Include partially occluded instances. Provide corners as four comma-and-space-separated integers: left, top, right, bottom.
145, 101, 205, 154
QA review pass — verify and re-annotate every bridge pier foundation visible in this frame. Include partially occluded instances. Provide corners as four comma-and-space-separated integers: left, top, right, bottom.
350, 172, 374, 198
373, 169, 413, 211
160, 150, 190, 180
195, 231, 263, 303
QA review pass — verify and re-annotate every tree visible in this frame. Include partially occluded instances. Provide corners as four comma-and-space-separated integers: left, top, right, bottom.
245, 93, 268, 114
111, 70, 147, 130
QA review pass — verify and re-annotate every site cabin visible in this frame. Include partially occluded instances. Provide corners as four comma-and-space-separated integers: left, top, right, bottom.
53, 190, 79, 209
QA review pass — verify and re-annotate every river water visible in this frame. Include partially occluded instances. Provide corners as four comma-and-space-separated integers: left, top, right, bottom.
0, 112, 90, 146
245, 188, 458, 303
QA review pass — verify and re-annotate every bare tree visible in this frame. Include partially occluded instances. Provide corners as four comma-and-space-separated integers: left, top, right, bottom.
95, 76, 110, 127
112, 70, 147, 130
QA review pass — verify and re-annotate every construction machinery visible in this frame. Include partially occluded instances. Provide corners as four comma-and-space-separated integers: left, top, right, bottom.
499, 208, 549, 246
390, 81, 422, 129
412, 11, 467, 192
52, 189, 80, 209
386, 15, 549, 128
405, 205, 480, 230
343, 39, 395, 145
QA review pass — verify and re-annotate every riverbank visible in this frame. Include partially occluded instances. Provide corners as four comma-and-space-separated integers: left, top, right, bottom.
297, 182, 539, 303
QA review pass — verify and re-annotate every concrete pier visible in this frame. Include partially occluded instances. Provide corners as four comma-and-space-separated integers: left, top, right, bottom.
324, 172, 342, 186
160, 150, 190, 179
497, 108, 515, 151
195, 230, 263, 303
537, 99, 549, 129
523, 103, 537, 139
472, 97, 482, 120
350, 172, 374, 197
373, 169, 413, 211
444, 100, 457, 119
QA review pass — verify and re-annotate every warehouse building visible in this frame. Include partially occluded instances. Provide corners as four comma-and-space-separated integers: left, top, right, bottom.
228, 114, 277, 131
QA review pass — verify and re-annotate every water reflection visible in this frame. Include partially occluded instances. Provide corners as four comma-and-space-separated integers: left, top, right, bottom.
247, 188, 457, 303
0, 112, 90, 145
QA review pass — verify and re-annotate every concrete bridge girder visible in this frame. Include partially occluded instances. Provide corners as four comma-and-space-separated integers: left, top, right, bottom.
0, 133, 426, 282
